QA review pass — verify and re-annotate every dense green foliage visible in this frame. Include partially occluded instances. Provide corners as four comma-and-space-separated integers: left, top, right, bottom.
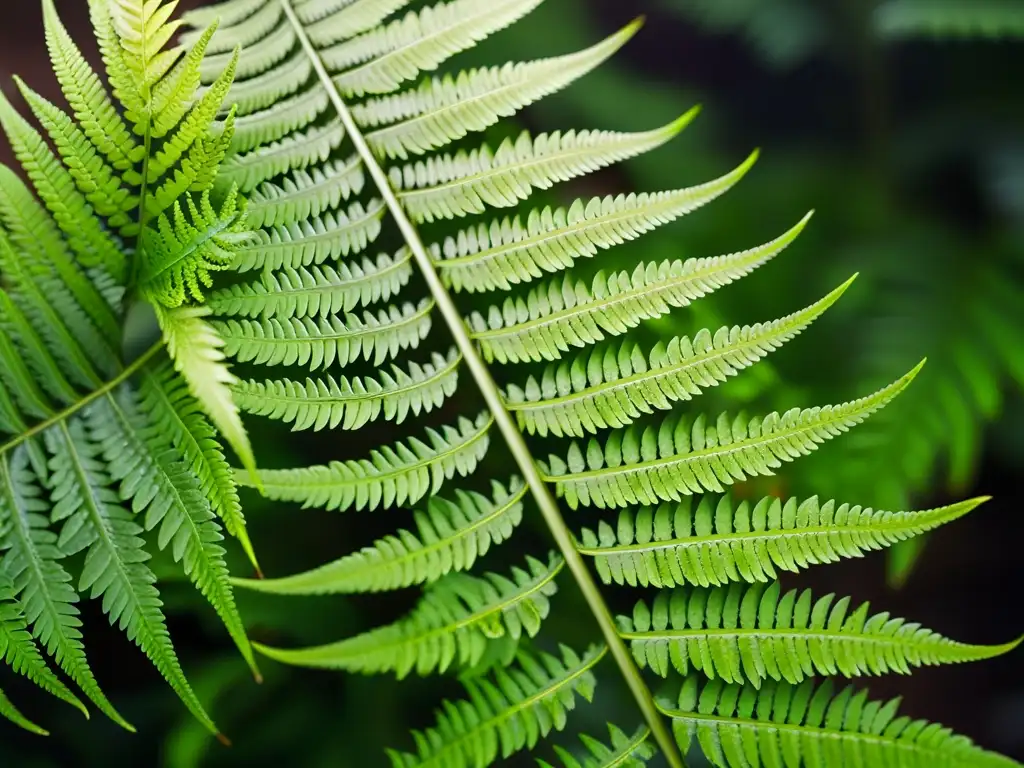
0, 0, 1020, 766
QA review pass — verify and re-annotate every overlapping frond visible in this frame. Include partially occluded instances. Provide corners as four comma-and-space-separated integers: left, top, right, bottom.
255, 554, 563, 677
544, 364, 923, 509
621, 581, 1019, 686
660, 676, 1020, 768
387, 644, 606, 768
578, 494, 988, 589
538, 725, 654, 768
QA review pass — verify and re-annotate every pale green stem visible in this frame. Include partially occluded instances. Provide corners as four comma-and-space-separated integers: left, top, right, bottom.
276, 3, 686, 766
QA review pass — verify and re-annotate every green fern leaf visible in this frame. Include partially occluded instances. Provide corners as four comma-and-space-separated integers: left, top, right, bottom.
621, 581, 1020, 686
255, 553, 562, 677
45, 421, 217, 736
538, 725, 654, 768
0, 293, 79, 408
507, 277, 852, 437
435, 153, 758, 294
232, 348, 460, 431
0, 684, 47, 736
578, 494, 989, 589
303, 0, 418, 46
357, 19, 642, 160
234, 477, 526, 595
238, 412, 492, 512
392, 113, 698, 223
387, 644, 606, 768
545, 363, 923, 509
468, 211, 804, 364
660, 676, 1021, 768
245, 153, 364, 228
877, 0, 1024, 38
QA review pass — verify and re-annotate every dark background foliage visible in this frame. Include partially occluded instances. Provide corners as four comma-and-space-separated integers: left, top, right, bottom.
1, 0, 1022, 766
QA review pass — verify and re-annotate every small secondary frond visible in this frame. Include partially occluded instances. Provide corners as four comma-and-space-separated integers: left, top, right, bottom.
387, 644, 606, 768
254, 553, 563, 677
660, 676, 1020, 768
578, 494, 989, 589
544, 364, 923, 509
620, 581, 1019, 686
234, 477, 527, 595
538, 725, 655, 768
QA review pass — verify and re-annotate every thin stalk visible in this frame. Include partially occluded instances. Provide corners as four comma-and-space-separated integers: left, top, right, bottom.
277, 3, 685, 766
0, 341, 164, 458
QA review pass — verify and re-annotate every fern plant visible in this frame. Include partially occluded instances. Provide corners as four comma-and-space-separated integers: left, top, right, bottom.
0, 0, 1020, 766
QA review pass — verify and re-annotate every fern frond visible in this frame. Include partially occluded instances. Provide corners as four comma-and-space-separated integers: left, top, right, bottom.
188, 0, 284, 54
231, 198, 386, 272
0, 449, 131, 729
660, 676, 1021, 768
326, 0, 546, 97
0, 293, 79, 407
0, 576, 87, 718
436, 154, 758, 294
469, 213, 807, 364
214, 298, 434, 369
0, 684, 47, 736
357, 19, 643, 160
156, 304, 257, 482
578, 494, 988, 589
85, 392, 257, 679
234, 477, 526, 595
545, 364, 923, 509
876, 0, 1024, 39
232, 348, 460, 431
138, 364, 257, 573
218, 49, 313, 115
45, 421, 217, 735
237, 413, 492, 512
255, 553, 563, 677
183, 0, 269, 29
387, 644, 606, 768
245, 153, 364, 229
0, 325, 52, 422
508, 277, 852, 437
210, 250, 412, 319
203, 17, 295, 82
392, 113, 698, 223
305, 0, 418, 46
621, 581, 1020, 686
229, 84, 332, 153
539, 725, 654, 768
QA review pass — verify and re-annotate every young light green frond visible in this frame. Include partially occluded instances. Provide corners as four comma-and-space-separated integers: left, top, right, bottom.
0, 450, 131, 730
579, 494, 989, 589
387, 644, 606, 768
435, 153, 758, 294
219, 49, 313, 116
307, 0, 418, 47
210, 250, 412, 319
140, 187, 252, 307
392, 112, 698, 223
232, 198, 386, 272
0, 293, 79, 407
876, 0, 1024, 39
229, 84, 332, 154
621, 581, 1020, 687
0, 684, 47, 736
0, 578, 87, 718
254, 553, 563, 677
325, 0, 546, 97
232, 348, 460, 431
507, 276, 852, 438
246, 153, 365, 229
0, 232, 105, 392
357, 19, 643, 160
237, 412, 492, 512
42, 0, 141, 179
214, 298, 434, 369
156, 304, 258, 483
138, 364, 258, 573
469, 211, 804, 364
544, 363, 924, 510
218, 116, 346, 192
45, 421, 217, 735
85, 392, 258, 680
0, 91, 125, 280
539, 725, 655, 768
660, 676, 1021, 768
234, 476, 525, 595
151, 22, 219, 139
0, 165, 122, 353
